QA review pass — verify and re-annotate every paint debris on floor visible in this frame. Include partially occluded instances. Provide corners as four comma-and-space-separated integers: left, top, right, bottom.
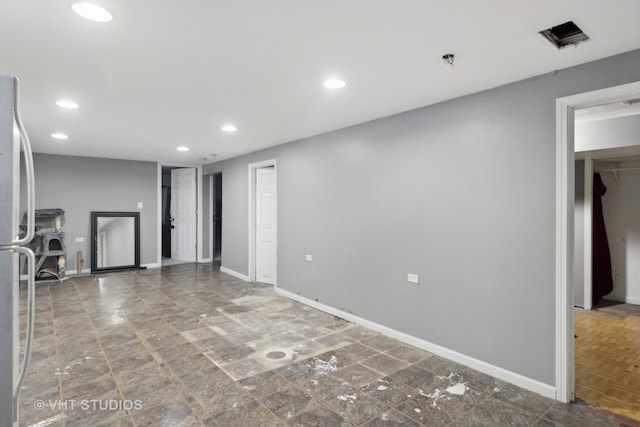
16, 263, 633, 426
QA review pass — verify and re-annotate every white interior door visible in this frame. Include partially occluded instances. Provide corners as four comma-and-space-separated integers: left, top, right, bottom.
171, 168, 197, 262
256, 167, 276, 284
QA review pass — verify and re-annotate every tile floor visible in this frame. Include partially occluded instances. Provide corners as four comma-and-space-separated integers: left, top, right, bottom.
18, 264, 634, 426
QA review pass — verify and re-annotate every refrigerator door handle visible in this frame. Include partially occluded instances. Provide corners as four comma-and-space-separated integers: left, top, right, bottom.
3, 246, 36, 421
10, 77, 35, 247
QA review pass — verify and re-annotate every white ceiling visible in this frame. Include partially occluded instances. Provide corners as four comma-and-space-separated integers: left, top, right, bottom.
2, 0, 640, 165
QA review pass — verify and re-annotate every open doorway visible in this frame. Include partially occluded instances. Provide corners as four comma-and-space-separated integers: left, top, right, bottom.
563, 87, 640, 420
573, 156, 640, 420
211, 173, 222, 265
556, 81, 640, 405
161, 165, 198, 266
593, 158, 640, 306
576, 155, 640, 307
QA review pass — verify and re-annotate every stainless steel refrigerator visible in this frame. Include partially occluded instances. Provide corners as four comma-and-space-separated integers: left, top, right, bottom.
0, 75, 37, 427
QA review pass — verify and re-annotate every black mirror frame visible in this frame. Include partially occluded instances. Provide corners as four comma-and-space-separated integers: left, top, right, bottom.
90, 211, 140, 273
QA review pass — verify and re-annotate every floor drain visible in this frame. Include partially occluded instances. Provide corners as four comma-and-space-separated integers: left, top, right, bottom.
266, 351, 286, 360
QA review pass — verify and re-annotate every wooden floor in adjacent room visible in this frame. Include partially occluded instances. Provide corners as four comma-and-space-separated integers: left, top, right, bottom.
575, 301, 640, 423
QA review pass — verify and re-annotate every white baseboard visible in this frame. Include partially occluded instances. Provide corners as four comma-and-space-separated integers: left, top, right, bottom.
20, 263, 162, 280
20, 268, 90, 280
37, 264, 160, 277
66, 268, 91, 276
599, 296, 640, 305
142, 262, 161, 269
220, 266, 250, 282
625, 296, 640, 305
275, 287, 556, 400
199, 258, 212, 263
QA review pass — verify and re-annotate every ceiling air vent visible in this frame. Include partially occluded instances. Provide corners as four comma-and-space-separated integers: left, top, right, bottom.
539, 21, 589, 49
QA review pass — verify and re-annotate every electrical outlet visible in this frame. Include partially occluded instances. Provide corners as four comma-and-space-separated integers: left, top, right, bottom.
407, 274, 419, 284
75, 237, 84, 243
306, 254, 313, 261
138, 202, 143, 209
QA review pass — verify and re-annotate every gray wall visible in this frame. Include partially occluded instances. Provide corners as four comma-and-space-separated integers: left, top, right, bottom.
205, 49, 640, 387
574, 160, 585, 308
23, 153, 158, 271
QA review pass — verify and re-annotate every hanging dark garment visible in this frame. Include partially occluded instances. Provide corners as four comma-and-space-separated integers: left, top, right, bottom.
592, 173, 614, 305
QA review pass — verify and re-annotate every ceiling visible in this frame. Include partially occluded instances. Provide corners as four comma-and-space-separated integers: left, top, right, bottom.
2, 1, 640, 165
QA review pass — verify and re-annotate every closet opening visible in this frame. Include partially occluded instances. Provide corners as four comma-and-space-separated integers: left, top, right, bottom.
571, 98, 640, 421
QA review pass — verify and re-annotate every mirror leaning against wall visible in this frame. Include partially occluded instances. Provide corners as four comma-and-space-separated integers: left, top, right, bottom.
90, 211, 140, 273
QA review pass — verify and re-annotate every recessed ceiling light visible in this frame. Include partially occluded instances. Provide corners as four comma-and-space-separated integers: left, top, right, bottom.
71, 2, 113, 22
323, 79, 346, 89
222, 124, 238, 133
51, 132, 68, 140
177, 146, 189, 152
56, 100, 79, 109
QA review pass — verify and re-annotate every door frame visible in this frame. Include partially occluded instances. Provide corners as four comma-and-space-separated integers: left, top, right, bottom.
207, 172, 222, 262
582, 155, 594, 312
555, 80, 640, 403
157, 163, 203, 265
209, 174, 214, 262
248, 159, 277, 284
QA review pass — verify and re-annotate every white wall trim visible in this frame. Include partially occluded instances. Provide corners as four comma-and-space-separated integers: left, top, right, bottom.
142, 262, 161, 269
583, 156, 593, 311
556, 96, 575, 403
23, 263, 161, 281
156, 163, 162, 267
209, 174, 214, 264
199, 258, 212, 263
66, 268, 91, 276
197, 166, 204, 263
20, 272, 87, 280
556, 80, 640, 403
276, 288, 555, 399
625, 296, 640, 305
247, 159, 277, 284
220, 266, 250, 282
